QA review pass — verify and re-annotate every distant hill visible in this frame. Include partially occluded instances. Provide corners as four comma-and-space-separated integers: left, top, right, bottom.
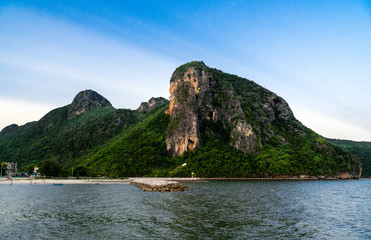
0, 89, 170, 177
0, 62, 362, 178
327, 139, 371, 177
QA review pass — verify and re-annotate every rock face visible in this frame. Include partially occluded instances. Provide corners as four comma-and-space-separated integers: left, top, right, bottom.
68, 90, 112, 119
335, 172, 358, 179
166, 61, 294, 157
166, 64, 204, 156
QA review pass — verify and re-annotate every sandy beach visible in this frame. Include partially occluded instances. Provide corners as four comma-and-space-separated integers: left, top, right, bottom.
0, 178, 130, 185
0, 177, 202, 185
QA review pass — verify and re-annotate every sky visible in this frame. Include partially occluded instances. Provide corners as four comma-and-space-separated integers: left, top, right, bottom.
0, 0, 371, 141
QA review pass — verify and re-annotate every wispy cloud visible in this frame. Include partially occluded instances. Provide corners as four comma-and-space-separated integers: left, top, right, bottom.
1, 3, 371, 141
0, 7, 178, 108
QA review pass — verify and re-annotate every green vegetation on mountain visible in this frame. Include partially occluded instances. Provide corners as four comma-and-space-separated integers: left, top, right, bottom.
77, 106, 173, 177
0, 63, 362, 178
0, 90, 170, 177
327, 139, 371, 177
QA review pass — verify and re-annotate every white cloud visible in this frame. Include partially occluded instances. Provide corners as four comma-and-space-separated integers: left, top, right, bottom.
0, 7, 177, 109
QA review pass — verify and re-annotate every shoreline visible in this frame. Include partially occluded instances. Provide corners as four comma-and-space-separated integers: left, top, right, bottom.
0, 176, 364, 185
0, 178, 130, 185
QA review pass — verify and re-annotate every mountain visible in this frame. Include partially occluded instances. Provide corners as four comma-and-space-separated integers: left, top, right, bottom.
327, 138, 371, 177
0, 62, 362, 178
0, 89, 169, 176
164, 61, 361, 178
68, 90, 112, 119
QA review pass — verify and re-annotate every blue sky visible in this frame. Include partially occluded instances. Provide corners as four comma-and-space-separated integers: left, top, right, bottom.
1, 0, 371, 141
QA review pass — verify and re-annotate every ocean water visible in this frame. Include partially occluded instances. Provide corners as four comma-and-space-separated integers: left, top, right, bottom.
0, 180, 370, 239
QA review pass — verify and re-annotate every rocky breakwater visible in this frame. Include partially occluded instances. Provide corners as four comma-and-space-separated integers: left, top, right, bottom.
129, 178, 190, 192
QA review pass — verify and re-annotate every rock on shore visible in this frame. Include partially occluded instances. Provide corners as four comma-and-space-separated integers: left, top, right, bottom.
129, 178, 190, 192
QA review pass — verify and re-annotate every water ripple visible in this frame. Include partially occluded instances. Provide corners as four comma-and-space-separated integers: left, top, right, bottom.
0, 180, 370, 239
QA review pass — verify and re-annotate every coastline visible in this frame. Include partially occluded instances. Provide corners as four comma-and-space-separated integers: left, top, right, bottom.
0, 178, 130, 185
0, 176, 362, 186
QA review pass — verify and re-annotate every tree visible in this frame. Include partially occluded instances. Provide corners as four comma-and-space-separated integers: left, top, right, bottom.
26, 164, 35, 175
40, 159, 61, 177
76, 165, 88, 177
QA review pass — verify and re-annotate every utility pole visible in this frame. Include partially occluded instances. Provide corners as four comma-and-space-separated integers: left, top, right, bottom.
34, 166, 38, 178
7, 162, 13, 186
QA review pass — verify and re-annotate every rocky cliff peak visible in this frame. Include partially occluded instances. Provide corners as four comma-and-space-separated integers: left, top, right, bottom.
68, 90, 112, 119
166, 61, 295, 157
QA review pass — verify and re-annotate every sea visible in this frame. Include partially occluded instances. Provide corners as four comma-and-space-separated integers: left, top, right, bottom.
0, 179, 370, 239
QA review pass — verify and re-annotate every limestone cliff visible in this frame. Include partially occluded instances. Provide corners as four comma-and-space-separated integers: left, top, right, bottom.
166, 61, 293, 157
165, 61, 361, 178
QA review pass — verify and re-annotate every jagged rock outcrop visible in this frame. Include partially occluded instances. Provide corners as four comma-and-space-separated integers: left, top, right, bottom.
166, 61, 294, 157
138, 97, 168, 113
68, 90, 112, 119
